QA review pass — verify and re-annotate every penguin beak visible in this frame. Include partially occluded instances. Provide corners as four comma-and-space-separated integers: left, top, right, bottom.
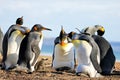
42, 27, 52, 31
21, 16, 23, 19
97, 27, 105, 36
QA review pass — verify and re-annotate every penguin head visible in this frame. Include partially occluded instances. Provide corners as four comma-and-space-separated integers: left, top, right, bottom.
68, 31, 80, 40
95, 25, 105, 36
68, 31, 75, 39
31, 24, 52, 32
16, 16, 23, 25
81, 25, 105, 36
68, 32, 81, 47
59, 27, 68, 46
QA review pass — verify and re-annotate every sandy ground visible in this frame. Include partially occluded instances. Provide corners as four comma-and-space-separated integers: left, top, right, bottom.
0, 54, 120, 80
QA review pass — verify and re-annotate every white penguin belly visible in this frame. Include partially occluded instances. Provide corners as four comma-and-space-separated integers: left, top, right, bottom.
76, 41, 92, 64
53, 43, 75, 70
39, 35, 43, 50
75, 40, 97, 77
5, 30, 25, 69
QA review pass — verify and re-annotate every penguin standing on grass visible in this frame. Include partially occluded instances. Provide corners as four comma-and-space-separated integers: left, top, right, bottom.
82, 25, 116, 75
52, 27, 75, 71
17, 24, 52, 73
2, 16, 30, 69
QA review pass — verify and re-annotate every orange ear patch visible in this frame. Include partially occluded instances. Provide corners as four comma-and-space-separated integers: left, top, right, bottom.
26, 29, 30, 33
99, 27, 105, 32
34, 26, 38, 31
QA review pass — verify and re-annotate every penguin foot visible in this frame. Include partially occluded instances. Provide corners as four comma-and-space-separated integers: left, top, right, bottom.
56, 67, 71, 71
27, 71, 33, 74
6, 65, 17, 70
76, 73, 79, 76
1, 63, 5, 70
95, 73, 104, 77
13, 65, 28, 72
76, 72, 89, 77
27, 69, 34, 74
101, 71, 111, 75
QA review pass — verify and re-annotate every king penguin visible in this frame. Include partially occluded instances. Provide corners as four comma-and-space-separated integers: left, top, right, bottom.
52, 27, 75, 71
17, 24, 52, 73
82, 25, 116, 75
69, 32, 102, 77
2, 16, 30, 70
2, 16, 24, 65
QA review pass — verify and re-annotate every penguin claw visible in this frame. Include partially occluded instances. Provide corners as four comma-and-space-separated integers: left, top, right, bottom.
76, 73, 79, 76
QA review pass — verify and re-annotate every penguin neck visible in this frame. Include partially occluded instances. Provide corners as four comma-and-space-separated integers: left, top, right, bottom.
59, 39, 68, 46
16, 24, 22, 26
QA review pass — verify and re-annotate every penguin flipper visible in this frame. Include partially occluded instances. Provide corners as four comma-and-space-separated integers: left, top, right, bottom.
90, 48, 102, 73
52, 37, 59, 67
2, 34, 8, 62
31, 45, 40, 66
54, 37, 59, 45
2, 25, 15, 63
52, 44, 56, 67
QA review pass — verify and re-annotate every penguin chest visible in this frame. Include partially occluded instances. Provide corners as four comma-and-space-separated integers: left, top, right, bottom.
54, 43, 74, 62
8, 30, 25, 55
76, 41, 92, 65
53, 43, 75, 69
5, 30, 25, 68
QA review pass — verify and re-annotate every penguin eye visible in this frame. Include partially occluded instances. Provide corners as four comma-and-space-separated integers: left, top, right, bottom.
34, 26, 38, 31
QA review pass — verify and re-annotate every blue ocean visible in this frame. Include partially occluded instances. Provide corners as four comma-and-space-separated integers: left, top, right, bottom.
41, 38, 120, 61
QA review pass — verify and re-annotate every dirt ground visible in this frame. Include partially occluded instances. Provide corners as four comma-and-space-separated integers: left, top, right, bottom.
0, 55, 120, 80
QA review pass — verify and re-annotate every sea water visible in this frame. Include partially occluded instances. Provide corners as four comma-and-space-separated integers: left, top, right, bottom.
41, 38, 120, 61
111, 42, 120, 61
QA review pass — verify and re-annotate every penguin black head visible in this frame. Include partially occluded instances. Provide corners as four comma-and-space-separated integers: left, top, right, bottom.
59, 27, 68, 46
95, 25, 105, 36
16, 16, 23, 25
68, 31, 75, 39
68, 31, 76, 40
31, 24, 52, 32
